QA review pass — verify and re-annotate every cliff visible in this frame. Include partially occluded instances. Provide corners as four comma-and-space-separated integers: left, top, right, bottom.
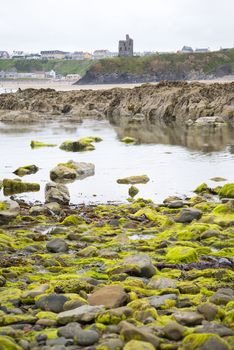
77, 49, 234, 84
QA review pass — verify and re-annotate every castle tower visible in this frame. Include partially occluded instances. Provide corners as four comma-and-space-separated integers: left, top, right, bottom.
118, 34, 133, 57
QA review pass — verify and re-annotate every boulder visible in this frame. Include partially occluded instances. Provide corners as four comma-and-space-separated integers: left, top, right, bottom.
148, 294, 178, 308
123, 254, 156, 278
197, 303, 218, 321
163, 321, 185, 340
88, 285, 128, 308
13, 164, 39, 177
3, 178, 40, 196
36, 294, 68, 313
147, 277, 177, 290
46, 238, 68, 253
50, 161, 95, 182
45, 182, 70, 205
128, 185, 139, 198
181, 333, 229, 350
119, 321, 160, 348
176, 208, 202, 223
0, 200, 20, 225
210, 288, 234, 305
50, 165, 77, 182
57, 305, 104, 325
123, 340, 155, 350
117, 175, 149, 184
57, 323, 100, 345
173, 311, 204, 326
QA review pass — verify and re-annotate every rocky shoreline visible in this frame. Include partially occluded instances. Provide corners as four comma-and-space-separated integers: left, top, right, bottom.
0, 179, 234, 349
0, 81, 233, 125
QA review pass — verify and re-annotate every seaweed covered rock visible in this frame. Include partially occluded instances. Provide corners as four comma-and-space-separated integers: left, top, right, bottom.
50, 161, 95, 182
166, 246, 198, 263
0, 336, 23, 350
123, 254, 156, 278
123, 340, 155, 350
210, 288, 234, 305
128, 185, 139, 198
57, 305, 104, 325
36, 294, 68, 313
46, 238, 68, 253
13, 164, 39, 177
176, 208, 202, 223
30, 140, 56, 148
219, 183, 234, 198
45, 182, 70, 205
3, 178, 40, 196
180, 333, 229, 350
117, 175, 150, 184
0, 200, 20, 225
59, 136, 101, 152
121, 137, 137, 144
119, 321, 160, 348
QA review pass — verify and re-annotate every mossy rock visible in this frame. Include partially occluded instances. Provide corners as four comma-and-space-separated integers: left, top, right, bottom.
128, 186, 139, 198
61, 215, 85, 226
30, 140, 56, 148
13, 164, 39, 177
0, 336, 23, 350
194, 183, 209, 194
117, 175, 150, 184
123, 340, 155, 350
3, 179, 40, 196
166, 246, 198, 264
219, 183, 234, 198
179, 333, 229, 350
121, 136, 137, 144
59, 136, 100, 152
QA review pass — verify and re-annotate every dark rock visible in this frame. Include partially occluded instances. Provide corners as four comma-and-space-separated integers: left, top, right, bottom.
176, 208, 202, 223
46, 238, 68, 253
36, 294, 68, 313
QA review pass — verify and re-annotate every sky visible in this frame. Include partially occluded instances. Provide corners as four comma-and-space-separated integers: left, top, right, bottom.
0, 0, 234, 53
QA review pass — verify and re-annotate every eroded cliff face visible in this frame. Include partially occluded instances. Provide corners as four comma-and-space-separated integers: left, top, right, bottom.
0, 82, 233, 124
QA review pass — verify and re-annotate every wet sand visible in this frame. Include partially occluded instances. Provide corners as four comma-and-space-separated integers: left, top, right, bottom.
1, 75, 234, 92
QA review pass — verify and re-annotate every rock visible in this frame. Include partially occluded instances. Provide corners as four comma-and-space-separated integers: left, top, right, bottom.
29, 205, 47, 216
58, 322, 100, 345
119, 321, 160, 348
210, 288, 234, 305
181, 333, 229, 350
123, 340, 155, 350
97, 306, 132, 324
45, 202, 62, 215
3, 179, 40, 196
167, 200, 184, 208
0, 200, 20, 225
163, 321, 185, 340
194, 183, 209, 194
59, 138, 95, 152
123, 254, 156, 278
175, 208, 202, 223
147, 277, 177, 290
46, 238, 68, 253
195, 116, 225, 125
57, 305, 104, 325
197, 303, 218, 321
173, 311, 204, 326
219, 183, 234, 199
0, 336, 23, 350
21, 284, 49, 301
165, 246, 198, 263
210, 177, 227, 182
128, 186, 139, 198
117, 175, 149, 184
57, 322, 82, 338
31, 140, 57, 148
195, 322, 234, 337
45, 182, 70, 205
0, 276, 6, 287
13, 164, 39, 177
63, 297, 87, 311
121, 137, 136, 144
88, 285, 128, 308
50, 165, 77, 182
147, 294, 178, 308
36, 294, 68, 313
98, 339, 124, 350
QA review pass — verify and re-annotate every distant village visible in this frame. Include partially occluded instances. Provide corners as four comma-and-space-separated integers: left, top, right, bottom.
0, 35, 230, 80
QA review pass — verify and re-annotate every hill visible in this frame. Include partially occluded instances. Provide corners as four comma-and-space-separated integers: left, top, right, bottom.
0, 59, 92, 76
77, 49, 234, 84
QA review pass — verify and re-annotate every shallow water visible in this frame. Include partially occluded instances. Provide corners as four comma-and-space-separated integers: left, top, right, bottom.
0, 119, 233, 204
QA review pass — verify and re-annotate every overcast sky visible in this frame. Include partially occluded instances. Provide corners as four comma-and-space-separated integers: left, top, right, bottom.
1, 0, 234, 53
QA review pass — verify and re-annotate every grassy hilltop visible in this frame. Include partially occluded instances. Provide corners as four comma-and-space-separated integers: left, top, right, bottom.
0, 59, 92, 76
85, 49, 234, 76
0, 49, 234, 80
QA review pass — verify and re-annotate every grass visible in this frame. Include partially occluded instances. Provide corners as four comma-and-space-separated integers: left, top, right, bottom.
0, 59, 93, 76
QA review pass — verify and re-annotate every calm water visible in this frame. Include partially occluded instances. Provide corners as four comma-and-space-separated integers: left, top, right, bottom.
0, 119, 233, 204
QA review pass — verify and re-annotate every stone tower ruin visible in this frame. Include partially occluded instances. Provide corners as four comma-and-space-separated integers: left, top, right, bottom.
118, 34, 133, 57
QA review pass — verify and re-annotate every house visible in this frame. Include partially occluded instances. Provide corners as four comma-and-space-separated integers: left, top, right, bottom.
71, 52, 93, 60
93, 50, 111, 59
40, 50, 69, 59
119, 34, 134, 57
45, 70, 57, 79
25, 53, 42, 60
0, 51, 10, 59
181, 46, 193, 53
195, 48, 210, 53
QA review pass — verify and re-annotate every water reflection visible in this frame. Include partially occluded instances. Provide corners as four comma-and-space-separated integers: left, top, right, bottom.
112, 119, 234, 153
